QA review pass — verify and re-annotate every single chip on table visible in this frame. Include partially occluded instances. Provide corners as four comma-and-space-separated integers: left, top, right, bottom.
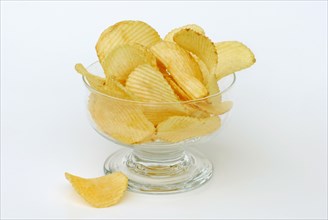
214, 41, 256, 80
156, 116, 221, 142
96, 20, 161, 64
65, 172, 128, 208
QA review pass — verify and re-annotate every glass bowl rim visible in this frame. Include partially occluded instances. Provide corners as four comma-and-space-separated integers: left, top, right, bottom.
82, 61, 236, 105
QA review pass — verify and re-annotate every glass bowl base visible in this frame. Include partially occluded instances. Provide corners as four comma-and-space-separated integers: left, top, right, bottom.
103, 148, 213, 194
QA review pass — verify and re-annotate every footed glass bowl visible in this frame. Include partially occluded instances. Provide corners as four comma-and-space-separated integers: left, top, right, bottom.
83, 62, 235, 194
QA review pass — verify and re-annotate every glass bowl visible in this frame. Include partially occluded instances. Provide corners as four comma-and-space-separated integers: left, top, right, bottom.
83, 62, 236, 194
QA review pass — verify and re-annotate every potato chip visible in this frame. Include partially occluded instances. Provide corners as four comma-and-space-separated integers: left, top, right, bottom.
163, 73, 192, 101
156, 60, 192, 101
89, 94, 155, 144
151, 41, 207, 99
75, 63, 106, 90
96, 21, 161, 63
214, 41, 256, 80
104, 78, 135, 100
65, 172, 128, 208
126, 64, 179, 102
173, 29, 218, 74
142, 105, 188, 125
190, 54, 219, 95
126, 64, 187, 124
157, 116, 221, 142
75, 63, 133, 100
164, 24, 205, 42
101, 44, 157, 84
196, 100, 233, 115
183, 103, 210, 118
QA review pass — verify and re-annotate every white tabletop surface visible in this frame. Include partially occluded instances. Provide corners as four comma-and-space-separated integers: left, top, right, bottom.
1, 1, 327, 219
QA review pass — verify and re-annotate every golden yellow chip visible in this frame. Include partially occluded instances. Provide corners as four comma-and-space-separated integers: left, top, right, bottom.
142, 105, 188, 126
156, 60, 192, 101
173, 29, 218, 74
214, 41, 256, 80
157, 116, 221, 142
65, 172, 128, 208
101, 44, 157, 84
196, 100, 233, 115
96, 20, 161, 63
75, 63, 134, 100
126, 64, 187, 125
164, 24, 205, 42
163, 73, 192, 101
75, 63, 106, 90
183, 103, 210, 118
89, 94, 155, 144
190, 54, 219, 95
151, 41, 207, 99
125, 64, 179, 102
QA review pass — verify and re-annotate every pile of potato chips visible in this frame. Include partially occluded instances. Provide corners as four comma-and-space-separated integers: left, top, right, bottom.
75, 20, 255, 145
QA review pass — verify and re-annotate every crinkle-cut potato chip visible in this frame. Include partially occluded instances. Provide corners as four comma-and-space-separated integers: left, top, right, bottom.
104, 78, 136, 100
75, 63, 106, 90
196, 100, 233, 116
214, 41, 256, 80
126, 64, 188, 124
190, 54, 220, 95
173, 29, 218, 74
65, 172, 128, 208
157, 116, 221, 142
152, 42, 203, 82
183, 103, 210, 118
96, 20, 161, 64
101, 44, 157, 84
142, 105, 188, 125
75, 64, 134, 100
126, 64, 179, 102
163, 72, 192, 101
156, 60, 192, 101
89, 94, 155, 144
164, 24, 205, 42
151, 41, 207, 99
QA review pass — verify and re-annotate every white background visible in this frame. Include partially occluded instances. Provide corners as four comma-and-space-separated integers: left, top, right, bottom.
1, 1, 327, 219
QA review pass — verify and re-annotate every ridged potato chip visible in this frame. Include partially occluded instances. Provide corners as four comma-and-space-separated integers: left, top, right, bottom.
214, 41, 256, 79
142, 105, 188, 125
156, 60, 192, 101
75, 64, 133, 100
89, 94, 155, 144
75, 63, 106, 90
101, 44, 157, 84
173, 29, 218, 74
65, 172, 128, 208
183, 103, 210, 118
126, 64, 187, 124
196, 100, 233, 115
164, 24, 205, 42
151, 41, 207, 99
126, 64, 179, 102
157, 116, 221, 142
96, 20, 161, 63
163, 73, 192, 101
191, 54, 219, 95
